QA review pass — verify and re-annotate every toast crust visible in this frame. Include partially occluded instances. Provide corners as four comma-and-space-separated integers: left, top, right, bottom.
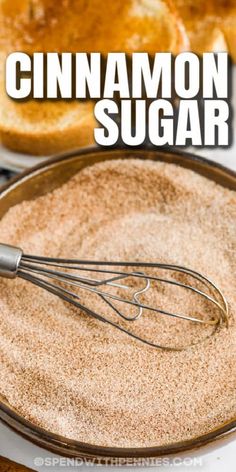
0, 102, 97, 155
0, 456, 34, 472
0, 0, 188, 54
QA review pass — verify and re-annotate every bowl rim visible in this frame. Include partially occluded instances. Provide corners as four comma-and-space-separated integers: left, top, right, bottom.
1, 145, 236, 196
0, 145, 236, 460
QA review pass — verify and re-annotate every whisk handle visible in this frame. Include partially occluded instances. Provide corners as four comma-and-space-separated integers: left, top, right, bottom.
0, 244, 23, 279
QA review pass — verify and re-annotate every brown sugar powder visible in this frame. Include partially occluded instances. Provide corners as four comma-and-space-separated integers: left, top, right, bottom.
0, 158, 236, 448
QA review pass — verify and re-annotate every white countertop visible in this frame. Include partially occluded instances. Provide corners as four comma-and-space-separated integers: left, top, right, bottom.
0, 415, 235, 472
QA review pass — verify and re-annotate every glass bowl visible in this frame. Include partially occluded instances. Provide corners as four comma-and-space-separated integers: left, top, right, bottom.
0, 146, 235, 461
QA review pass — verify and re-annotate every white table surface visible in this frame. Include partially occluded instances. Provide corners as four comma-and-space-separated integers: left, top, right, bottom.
0, 70, 236, 471
0, 396, 235, 472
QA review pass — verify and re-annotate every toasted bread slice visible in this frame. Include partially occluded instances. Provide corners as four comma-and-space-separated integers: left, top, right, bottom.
0, 0, 188, 54
0, 0, 188, 156
174, 0, 235, 59
111, 0, 189, 54
0, 52, 96, 155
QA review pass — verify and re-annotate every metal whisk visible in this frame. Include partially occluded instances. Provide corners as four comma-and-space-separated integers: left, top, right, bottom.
0, 243, 228, 351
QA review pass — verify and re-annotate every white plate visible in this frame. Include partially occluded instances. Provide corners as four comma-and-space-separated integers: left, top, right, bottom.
0, 145, 49, 172
0, 144, 235, 173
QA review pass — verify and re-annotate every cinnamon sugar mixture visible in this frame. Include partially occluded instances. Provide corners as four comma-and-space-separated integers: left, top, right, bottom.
0, 159, 236, 447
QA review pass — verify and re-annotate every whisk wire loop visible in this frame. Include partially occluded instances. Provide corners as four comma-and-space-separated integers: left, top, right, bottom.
0, 244, 228, 351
